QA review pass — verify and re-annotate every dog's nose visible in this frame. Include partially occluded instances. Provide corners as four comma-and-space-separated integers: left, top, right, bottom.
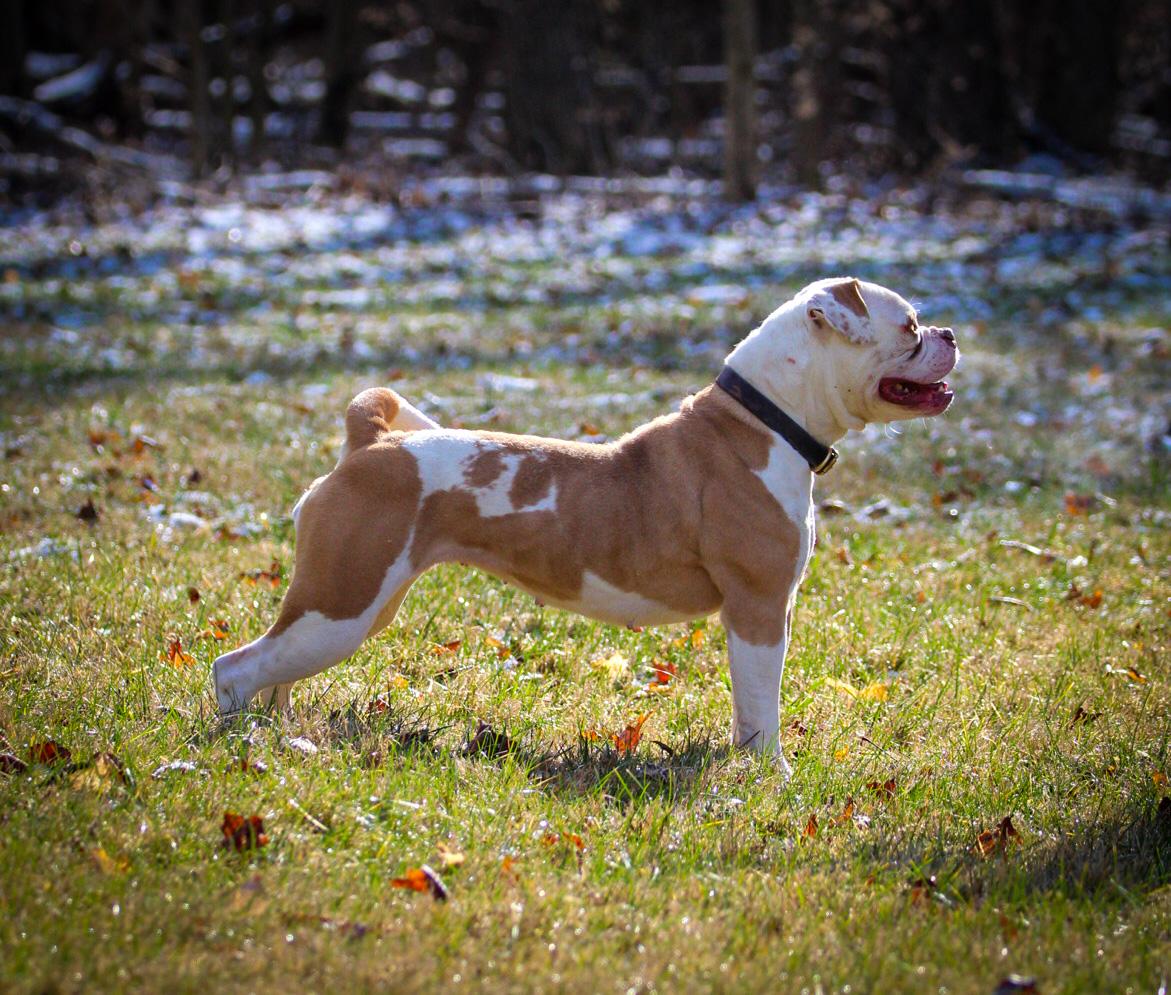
938, 327, 956, 345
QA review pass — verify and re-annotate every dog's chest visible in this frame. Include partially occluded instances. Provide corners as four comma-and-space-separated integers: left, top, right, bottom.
753, 437, 815, 595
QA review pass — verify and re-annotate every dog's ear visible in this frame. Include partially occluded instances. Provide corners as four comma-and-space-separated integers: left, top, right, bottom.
805, 278, 873, 343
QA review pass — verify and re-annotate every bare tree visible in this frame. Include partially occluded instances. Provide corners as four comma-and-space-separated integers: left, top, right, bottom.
723, 0, 756, 201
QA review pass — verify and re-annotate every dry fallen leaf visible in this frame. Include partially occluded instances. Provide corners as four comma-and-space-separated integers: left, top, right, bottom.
907, 875, 937, 906
541, 831, 585, 851
1153, 771, 1168, 788
463, 721, 514, 759
867, 778, 898, 801
435, 842, 466, 869
76, 498, 99, 522
29, 740, 72, 765
391, 864, 448, 901
186, 586, 201, 603
977, 816, 1020, 859
646, 659, 677, 689
594, 650, 630, 682
1063, 492, 1096, 516
240, 560, 283, 588
831, 797, 856, 827
161, 634, 195, 667
432, 640, 462, 655
90, 847, 130, 875
70, 751, 131, 791
221, 812, 269, 852
803, 813, 819, 838
611, 714, 649, 754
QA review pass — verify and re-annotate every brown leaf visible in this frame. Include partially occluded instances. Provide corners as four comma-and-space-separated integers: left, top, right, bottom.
1153, 771, 1168, 788
976, 828, 1000, 859
463, 721, 513, 759
542, 831, 585, 851
240, 560, 283, 588
29, 740, 72, 765
907, 875, 937, 906
611, 713, 649, 754
803, 813, 818, 838
1063, 492, 1096, 516
432, 639, 461, 655
831, 797, 856, 827
391, 864, 448, 901
866, 777, 898, 801
70, 751, 131, 791
977, 816, 1020, 858
221, 812, 268, 852
200, 619, 231, 641
76, 498, 99, 522
1069, 705, 1100, 726
161, 634, 195, 667
998, 815, 1020, 844
187, 586, 201, 604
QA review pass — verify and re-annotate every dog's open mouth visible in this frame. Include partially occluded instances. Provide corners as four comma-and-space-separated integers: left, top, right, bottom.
878, 377, 953, 410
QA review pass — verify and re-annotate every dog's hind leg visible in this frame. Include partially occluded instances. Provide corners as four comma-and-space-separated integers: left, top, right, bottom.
214, 557, 419, 715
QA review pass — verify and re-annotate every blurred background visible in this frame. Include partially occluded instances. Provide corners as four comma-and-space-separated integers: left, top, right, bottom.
1, 0, 1169, 204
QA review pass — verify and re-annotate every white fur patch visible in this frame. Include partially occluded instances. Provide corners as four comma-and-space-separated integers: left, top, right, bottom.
548, 570, 693, 628
399, 431, 554, 518
753, 437, 815, 605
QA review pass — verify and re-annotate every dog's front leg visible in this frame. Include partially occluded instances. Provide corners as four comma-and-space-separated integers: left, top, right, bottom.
723, 610, 792, 778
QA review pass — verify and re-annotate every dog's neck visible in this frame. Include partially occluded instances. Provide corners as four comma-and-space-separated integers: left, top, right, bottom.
724, 304, 864, 445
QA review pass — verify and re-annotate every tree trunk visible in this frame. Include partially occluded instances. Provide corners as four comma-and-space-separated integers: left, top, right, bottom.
723, 0, 757, 201
790, 0, 839, 187
185, 0, 212, 177
318, 0, 359, 148
1, 0, 27, 97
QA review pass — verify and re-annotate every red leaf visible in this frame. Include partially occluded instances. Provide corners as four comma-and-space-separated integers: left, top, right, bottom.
220, 811, 268, 851
391, 864, 448, 901
29, 740, 72, 765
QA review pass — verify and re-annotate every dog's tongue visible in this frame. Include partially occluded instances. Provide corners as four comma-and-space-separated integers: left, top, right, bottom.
878, 377, 950, 406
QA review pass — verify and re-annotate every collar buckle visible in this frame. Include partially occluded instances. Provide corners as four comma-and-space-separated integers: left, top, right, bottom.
811, 447, 839, 476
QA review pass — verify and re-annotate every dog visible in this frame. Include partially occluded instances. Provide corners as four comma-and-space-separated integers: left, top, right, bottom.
213, 277, 957, 775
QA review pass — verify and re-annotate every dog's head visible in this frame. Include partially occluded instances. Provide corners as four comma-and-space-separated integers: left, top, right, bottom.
798, 277, 958, 424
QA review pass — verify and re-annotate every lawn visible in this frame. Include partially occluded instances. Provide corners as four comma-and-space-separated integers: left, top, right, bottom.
1, 187, 1169, 993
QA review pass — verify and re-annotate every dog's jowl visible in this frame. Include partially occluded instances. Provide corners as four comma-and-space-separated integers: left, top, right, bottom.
214, 277, 958, 777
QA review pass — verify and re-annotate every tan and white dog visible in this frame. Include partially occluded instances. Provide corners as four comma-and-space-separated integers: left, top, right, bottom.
213, 277, 957, 775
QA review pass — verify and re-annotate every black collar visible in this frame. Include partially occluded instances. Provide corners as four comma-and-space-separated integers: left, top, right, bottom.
715, 366, 838, 475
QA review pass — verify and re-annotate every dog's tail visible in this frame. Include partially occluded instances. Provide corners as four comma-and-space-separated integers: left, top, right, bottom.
343, 387, 439, 454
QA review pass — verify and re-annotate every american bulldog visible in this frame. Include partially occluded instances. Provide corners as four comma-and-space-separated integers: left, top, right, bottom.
214, 277, 958, 775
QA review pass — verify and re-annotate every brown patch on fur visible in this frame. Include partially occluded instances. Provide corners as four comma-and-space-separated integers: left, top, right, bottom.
464, 447, 506, 488
344, 388, 402, 451
509, 455, 555, 510
269, 441, 421, 635
269, 384, 802, 648
827, 278, 869, 319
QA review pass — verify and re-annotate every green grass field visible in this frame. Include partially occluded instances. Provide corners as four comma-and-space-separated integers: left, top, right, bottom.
1, 193, 1169, 992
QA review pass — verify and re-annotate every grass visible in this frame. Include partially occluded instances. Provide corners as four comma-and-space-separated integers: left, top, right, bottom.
1, 196, 1170, 993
